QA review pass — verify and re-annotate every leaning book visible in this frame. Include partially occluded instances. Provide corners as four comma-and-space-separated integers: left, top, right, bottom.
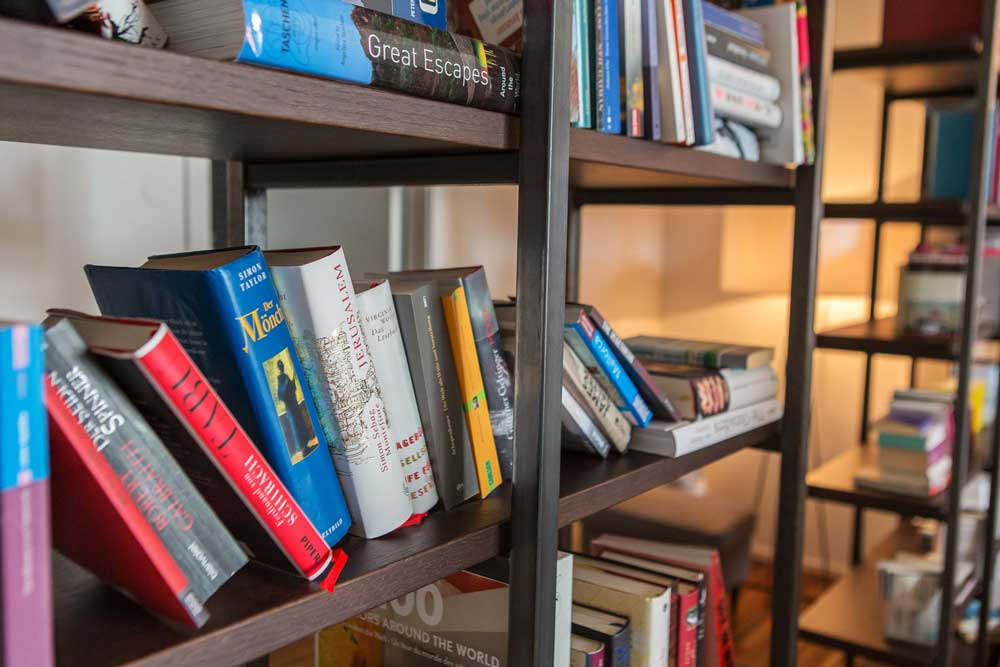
150, 0, 521, 113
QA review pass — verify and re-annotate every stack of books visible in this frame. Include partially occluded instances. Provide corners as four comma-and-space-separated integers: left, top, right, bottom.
854, 389, 955, 499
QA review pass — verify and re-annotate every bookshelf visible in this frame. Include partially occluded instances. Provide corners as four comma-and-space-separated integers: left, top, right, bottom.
0, 0, 833, 665
800, 4, 1000, 666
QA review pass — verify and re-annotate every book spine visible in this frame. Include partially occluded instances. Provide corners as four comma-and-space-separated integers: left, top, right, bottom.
233, 0, 521, 113
706, 54, 780, 101
657, 0, 687, 143
793, 0, 815, 164
682, 0, 714, 145
601, 0, 621, 133
710, 82, 782, 129
622, 0, 644, 137
671, 0, 696, 145
270, 255, 411, 539
137, 330, 334, 580
393, 287, 475, 509
573, 0, 594, 128
677, 588, 699, 667
44, 378, 207, 628
701, 0, 764, 45
719, 366, 778, 410
0, 325, 53, 667
456, 270, 515, 481
709, 553, 735, 667
355, 282, 439, 514
668, 398, 781, 456
641, 0, 661, 139
562, 386, 612, 458
704, 26, 771, 73
44, 322, 246, 602
568, 314, 652, 427
441, 286, 503, 497
563, 343, 631, 452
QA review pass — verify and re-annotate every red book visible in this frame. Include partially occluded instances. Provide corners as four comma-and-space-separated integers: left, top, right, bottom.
882, 0, 980, 45
46, 379, 207, 627
48, 310, 336, 583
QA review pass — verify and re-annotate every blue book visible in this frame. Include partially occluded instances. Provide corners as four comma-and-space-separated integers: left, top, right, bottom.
594, 0, 623, 133
682, 0, 714, 145
565, 309, 652, 427
353, 0, 447, 30
85, 247, 352, 547
701, 0, 764, 46
923, 104, 975, 200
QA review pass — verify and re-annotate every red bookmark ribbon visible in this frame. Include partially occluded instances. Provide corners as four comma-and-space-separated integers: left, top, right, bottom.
320, 548, 349, 594
399, 512, 428, 528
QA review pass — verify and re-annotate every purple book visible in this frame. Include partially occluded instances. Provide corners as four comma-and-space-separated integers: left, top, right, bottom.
0, 324, 52, 667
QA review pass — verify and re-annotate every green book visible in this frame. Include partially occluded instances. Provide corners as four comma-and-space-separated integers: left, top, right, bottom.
878, 432, 936, 452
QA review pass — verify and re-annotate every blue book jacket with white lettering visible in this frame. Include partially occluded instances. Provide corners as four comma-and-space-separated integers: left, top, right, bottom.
84, 247, 351, 547
594, 0, 622, 133
683, 0, 714, 145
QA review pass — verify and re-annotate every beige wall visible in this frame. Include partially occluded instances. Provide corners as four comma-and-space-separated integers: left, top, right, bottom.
425, 0, 952, 575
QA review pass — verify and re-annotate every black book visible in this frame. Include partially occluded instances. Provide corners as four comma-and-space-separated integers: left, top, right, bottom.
43, 319, 248, 605
572, 604, 631, 667
704, 25, 772, 74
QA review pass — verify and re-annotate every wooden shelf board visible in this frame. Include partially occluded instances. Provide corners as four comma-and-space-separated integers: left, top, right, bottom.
823, 200, 1000, 224
815, 317, 1000, 362
53, 423, 778, 667
0, 19, 794, 190
799, 523, 973, 666
832, 37, 983, 97
807, 446, 949, 520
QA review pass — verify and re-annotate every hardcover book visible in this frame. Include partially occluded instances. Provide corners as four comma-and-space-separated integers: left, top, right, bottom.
572, 604, 630, 667
645, 362, 778, 419
572, 0, 595, 128
44, 320, 248, 609
681, 0, 714, 145
707, 54, 781, 101
629, 397, 782, 457
710, 82, 782, 128
640, 0, 661, 139
701, 0, 764, 45
656, 0, 687, 143
386, 278, 478, 509
85, 246, 352, 547
626, 335, 774, 370
150, 0, 522, 113
267, 248, 412, 539
593, 0, 622, 133
0, 324, 52, 667
620, 0, 644, 137
670, 0, 695, 145
47, 310, 337, 582
571, 635, 606, 667
563, 385, 613, 459
354, 280, 439, 514
563, 342, 631, 453
704, 25, 771, 73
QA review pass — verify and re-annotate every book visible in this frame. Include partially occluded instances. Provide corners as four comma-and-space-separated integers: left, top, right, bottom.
895, 266, 966, 337
879, 442, 951, 476
704, 24, 771, 73
572, 563, 671, 667
71, 0, 168, 48
563, 342, 632, 453
790, 0, 815, 164
627, 335, 774, 369
351, 0, 446, 30
590, 535, 734, 667
671, 0, 696, 145
581, 305, 680, 421
354, 280, 439, 514
702, 0, 764, 45
565, 308, 652, 427
0, 0, 88, 22
640, 0, 661, 139
266, 248, 411, 539
150, 0, 522, 113
629, 397, 782, 457
85, 246, 353, 546
646, 362, 778, 419
710, 82, 782, 128
563, 386, 613, 459
698, 115, 760, 160
922, 102, 976, 200
390, 267, 514, 481
882, 0, 980, 46
572, 0, 595, 128
44, 320, 248, 625
656, 0, 687, 143
571, 635, 606, 667
740, 3, 803, 164
593, 0, 622, 133
707, 54, 780, 101
387, 278, 478, 509
46, 311, 337, 582
556, 552, 575, 667
446, 0, 520, 48
572, 605, 631, 667
877, 430, 947, 453
854, 457, 952, 498
0, 324, 53, 667
681, 0, 714, 146
620, 0, 644, 137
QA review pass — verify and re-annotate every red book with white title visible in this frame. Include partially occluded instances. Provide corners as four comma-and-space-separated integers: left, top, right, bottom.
47, 310, 338, 583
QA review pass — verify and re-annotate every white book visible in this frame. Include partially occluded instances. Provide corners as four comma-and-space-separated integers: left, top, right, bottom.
710, 82, 783, 129
267, 248, 412, 539
564, 342, 632, 453
572, 565, 671, 667
720, 366, 779, 411
630, 397, 782, 457
355, 279, 439, 514
556, 552, 575, 667
739, 4, 803, 164
670, 0, 695, 146
656, 0, 686, 143
707, 54, 781, 102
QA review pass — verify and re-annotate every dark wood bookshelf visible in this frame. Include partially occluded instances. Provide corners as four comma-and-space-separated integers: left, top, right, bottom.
799, 523, 978, 666
815, 317, 1000, 362
832, 36, 983, 97
823, 200, 1000, 225
52, 424, 778, 667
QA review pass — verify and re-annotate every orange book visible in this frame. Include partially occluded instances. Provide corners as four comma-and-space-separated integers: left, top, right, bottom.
441, 285, 502, 497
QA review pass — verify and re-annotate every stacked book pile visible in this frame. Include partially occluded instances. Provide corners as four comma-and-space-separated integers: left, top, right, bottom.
854, 389, 956, 499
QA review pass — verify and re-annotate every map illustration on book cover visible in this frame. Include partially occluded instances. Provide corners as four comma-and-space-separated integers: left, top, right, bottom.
263, 348, 320, 464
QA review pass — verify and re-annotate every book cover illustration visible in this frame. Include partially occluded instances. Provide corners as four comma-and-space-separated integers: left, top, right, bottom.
235, 0, 521, 113
263, 348, 321, 464
349, 0, 446, 30
71, 0, 167, 47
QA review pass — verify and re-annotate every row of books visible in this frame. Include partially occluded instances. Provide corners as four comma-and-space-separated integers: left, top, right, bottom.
1, 0, 813, 165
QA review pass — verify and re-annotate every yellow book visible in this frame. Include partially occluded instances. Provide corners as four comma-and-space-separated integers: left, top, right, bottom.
441, 285, 502, 497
